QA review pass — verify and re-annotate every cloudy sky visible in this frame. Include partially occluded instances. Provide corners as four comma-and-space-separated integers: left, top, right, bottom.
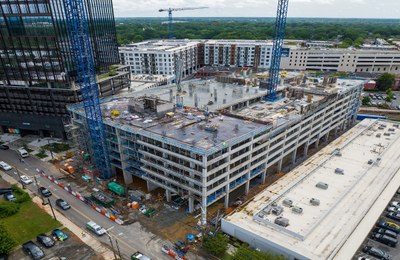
113, 0, 400, 18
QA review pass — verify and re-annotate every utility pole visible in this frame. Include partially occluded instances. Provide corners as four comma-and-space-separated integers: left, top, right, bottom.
47, 137, 54, 160
47, 198, 57, 221
115, 239, 122, 260
107, 233, 117, 260
15, 168, 25, 189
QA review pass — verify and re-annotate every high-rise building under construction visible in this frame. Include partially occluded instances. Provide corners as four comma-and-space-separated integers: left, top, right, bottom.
0, 0, 127, 138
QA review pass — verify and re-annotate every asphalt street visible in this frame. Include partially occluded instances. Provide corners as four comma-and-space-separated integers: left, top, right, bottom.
0, 148, 174, 260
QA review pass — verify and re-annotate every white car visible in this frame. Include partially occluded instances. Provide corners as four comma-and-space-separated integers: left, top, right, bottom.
388, 206, 400, 213
0, 161, 12, 171
20, 175, 33, 185
391, 201, 400, 208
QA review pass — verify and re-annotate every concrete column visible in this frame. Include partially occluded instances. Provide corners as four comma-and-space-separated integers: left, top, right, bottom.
224, 187, 230, 208
201, 191, 207, 226
261, 170, 267, 184
245, 173, 250, 195
325, 132, 329, 143
292, 148, 297, 164
165, 189, 172, 202
188, 195, 195, 213
304, 143, 309, 156
315, 136, 320, 149
123, 171, 133, 184
146, 180, 157, 192
277, 158, 283, 172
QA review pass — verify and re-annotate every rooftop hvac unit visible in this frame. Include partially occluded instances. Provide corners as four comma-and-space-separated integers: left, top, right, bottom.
316, 182, 328, 190
271, 206, 283, 215
310, 198, 320, 206
282, 198, 293, 207
292, 206, 303, 214
274, 216, 289, 227
334, 168, 344, 175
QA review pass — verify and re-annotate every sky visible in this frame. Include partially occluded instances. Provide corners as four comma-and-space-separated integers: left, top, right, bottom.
113, 0, 400, 19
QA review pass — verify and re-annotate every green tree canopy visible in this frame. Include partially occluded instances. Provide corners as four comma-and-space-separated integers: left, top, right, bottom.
362, 96, 371, 106
377, 73, 395, 91
203, 232, 229, 256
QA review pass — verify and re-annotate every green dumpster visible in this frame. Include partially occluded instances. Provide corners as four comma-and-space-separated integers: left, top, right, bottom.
108, 182, 125, 196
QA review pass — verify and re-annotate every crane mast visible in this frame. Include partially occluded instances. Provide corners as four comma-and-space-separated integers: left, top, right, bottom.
266, 0, 289, 101
159, 7, 208, 39
63, 0, 112, 178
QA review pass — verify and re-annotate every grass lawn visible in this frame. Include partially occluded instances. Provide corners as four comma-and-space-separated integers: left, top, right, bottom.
2, 200, 61, 245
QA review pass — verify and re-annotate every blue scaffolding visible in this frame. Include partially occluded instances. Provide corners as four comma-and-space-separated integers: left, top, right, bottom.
266, 0, 289, 101
63, 0, 112, 178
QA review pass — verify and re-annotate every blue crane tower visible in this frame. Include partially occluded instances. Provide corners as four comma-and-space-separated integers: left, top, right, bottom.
159, 7, 208, 39
266, 0, 289, 101
63, 0, 112, 179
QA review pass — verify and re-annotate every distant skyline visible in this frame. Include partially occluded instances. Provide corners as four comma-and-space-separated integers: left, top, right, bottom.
113, 0, 400, 19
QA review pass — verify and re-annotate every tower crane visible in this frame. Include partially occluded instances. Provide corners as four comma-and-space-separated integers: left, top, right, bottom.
63, 0, 112, 178
159, 7, 208, 39
266, 0, 289, 101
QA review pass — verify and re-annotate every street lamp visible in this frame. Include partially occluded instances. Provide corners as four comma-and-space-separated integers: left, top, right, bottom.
105, 232, 118, 260
47, 136, 54, 160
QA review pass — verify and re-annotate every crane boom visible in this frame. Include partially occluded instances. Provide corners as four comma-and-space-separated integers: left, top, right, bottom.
266, 0, 289, 101
158, 7, 208, 39
63, 0, 112, 178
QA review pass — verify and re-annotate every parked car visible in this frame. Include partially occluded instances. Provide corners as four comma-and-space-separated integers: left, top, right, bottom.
371, 233, 397, 247
391, 201, 400, 208
3, 193, 16, 202
0, 144, 9, 150
18, 148, 29, 158
373, 227, 398, 239
377, 221, 400, 233
363, 246, 390, 260
86, 221, 106, 236
131, 251, 151, 260
0, 161, 12, 171
20, 175, 32, 185
51, 229, 68, 241
387, 212, 400, 222
55, 199, 70, 210
39, 187, 52, 197
36, 234, 55, 248
22, 241, 45, 259
388, 206, 400, 213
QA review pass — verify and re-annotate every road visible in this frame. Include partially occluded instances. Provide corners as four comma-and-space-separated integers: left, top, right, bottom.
0, 148, 173, 260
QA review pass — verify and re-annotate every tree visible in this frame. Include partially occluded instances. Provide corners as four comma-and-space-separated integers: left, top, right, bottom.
0, 223, 15, 254
362, 96, 371, 106
385, 88, 394, 103
231, 245, 286, 260
203, 232, 229, 256
377, 73, 395, 91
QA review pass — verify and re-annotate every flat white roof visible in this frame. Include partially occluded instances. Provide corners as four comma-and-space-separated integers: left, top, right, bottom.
223, 119, 400, 259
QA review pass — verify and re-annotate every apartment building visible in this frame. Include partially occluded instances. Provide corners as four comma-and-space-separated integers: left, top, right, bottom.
119, 40, 200, 78
119, 40, 274, 77
68, 77, 363, 223
281, 47, 400, 74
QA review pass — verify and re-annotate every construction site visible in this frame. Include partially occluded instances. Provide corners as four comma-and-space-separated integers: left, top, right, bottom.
67, 74, 363, 227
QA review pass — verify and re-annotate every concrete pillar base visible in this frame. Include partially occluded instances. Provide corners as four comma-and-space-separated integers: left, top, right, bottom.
277, 158, 283, 172
188, 196, 195, 213
146, 181, 157, 192
261, 171, 267, 184
304, 143, 309, 156
292, 149, 297, 164
245, 180, 250, 195
165, 189, 172, 202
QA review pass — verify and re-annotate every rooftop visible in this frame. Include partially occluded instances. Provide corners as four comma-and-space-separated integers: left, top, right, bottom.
223, 119, 400, 259
69, 78, 364, 155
